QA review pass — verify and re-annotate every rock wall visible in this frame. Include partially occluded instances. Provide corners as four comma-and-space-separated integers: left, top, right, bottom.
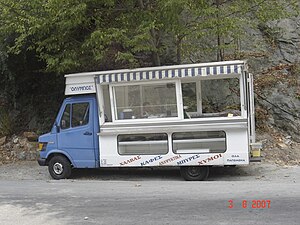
274, 18, 300, 64
0, 133, 39, 164
245, 16, 300, 143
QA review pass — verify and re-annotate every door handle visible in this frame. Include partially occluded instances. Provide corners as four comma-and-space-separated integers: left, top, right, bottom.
83, 131, 92, 136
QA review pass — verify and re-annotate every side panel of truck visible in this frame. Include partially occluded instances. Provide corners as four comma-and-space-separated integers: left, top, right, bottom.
98, 122, 249, 167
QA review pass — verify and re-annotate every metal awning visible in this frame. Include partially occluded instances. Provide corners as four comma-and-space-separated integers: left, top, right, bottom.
96, 60, 246, 84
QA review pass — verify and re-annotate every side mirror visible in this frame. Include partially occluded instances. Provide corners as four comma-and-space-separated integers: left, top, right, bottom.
55, 122, 60, 133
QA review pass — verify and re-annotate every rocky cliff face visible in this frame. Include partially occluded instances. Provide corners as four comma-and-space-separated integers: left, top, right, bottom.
246, 16, 300, 164
274, 18, 300, 64
249, 16, 300, 140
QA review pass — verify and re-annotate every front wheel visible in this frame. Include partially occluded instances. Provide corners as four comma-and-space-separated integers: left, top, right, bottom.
180, 166, 209, 181
48, 155, 72, 180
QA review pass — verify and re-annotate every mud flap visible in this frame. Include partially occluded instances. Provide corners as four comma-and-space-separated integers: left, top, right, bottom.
250, 142, 262, 162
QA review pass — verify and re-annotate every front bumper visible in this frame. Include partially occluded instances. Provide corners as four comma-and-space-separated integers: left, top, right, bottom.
37, 158, 46, 166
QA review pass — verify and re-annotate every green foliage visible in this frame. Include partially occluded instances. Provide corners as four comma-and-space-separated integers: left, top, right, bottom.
0, 0, 298, 135
0, 0, 298, 72
0, 46, 16, 109
0, 109, 14, 137
0, 49, 8, 75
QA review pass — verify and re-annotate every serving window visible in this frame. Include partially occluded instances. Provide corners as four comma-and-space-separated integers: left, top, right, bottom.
101, 75, 243, 123
112, 82, 178, 120
182, 78, 241, 119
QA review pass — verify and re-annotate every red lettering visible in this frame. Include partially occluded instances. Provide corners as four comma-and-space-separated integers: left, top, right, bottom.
159, 155, 182, 166
251, 200, 271, 208
213, 155, 219, 159
198, 154, 223, 165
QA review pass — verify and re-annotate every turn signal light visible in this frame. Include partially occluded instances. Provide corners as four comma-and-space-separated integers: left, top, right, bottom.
38, 142, 47, 151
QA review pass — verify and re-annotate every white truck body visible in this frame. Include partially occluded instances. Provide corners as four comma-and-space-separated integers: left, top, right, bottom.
38, 60, 261, 180
65, 60, 260, 168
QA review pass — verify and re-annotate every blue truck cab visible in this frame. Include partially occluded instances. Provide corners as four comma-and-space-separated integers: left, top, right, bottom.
38, 95, 99, 179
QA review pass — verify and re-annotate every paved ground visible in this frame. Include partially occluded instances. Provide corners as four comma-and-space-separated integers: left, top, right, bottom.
0, 161, 299, 225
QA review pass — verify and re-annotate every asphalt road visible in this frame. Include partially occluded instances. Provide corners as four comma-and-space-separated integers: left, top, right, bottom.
0, 163, 299, 225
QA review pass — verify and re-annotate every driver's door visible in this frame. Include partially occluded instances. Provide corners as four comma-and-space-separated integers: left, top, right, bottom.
57, 100, 96, 167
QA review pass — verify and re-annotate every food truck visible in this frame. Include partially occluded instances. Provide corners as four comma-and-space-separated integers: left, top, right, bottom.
37, 60, 261, 180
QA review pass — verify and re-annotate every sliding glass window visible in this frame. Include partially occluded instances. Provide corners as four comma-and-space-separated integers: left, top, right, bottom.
113, 82, 178, 120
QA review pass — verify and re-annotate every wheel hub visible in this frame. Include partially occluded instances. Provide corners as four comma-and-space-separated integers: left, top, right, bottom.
53, 162, 63, 175
188, 167, 201, 177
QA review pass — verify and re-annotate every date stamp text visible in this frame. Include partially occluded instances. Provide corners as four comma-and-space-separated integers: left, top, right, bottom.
228, 200, 271, 209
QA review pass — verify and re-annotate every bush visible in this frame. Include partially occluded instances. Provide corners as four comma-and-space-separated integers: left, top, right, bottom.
0, 109, 14, 137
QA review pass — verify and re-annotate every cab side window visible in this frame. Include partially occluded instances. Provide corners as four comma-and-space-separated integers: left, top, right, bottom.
61, 104, 71, 129
71, 103, 89, 127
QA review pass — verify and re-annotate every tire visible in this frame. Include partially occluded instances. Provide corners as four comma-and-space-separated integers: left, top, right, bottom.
48, 155, 72, 180
180, 166, 209, 181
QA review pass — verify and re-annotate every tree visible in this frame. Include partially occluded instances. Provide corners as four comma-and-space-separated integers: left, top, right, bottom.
0, 0, 298, 73
0, 0, 298, 134
0, 0, 167, 72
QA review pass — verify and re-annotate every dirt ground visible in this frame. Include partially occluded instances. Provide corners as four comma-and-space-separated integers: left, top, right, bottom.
258, 131, 300, 166
0, 160, 299, 182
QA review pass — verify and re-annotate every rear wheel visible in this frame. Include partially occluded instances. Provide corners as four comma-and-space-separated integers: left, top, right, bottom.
48, 155, 72, 180
180, 166, 209, 181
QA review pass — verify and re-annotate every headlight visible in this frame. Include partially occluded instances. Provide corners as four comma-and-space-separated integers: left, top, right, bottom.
38, 142, 47, 151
